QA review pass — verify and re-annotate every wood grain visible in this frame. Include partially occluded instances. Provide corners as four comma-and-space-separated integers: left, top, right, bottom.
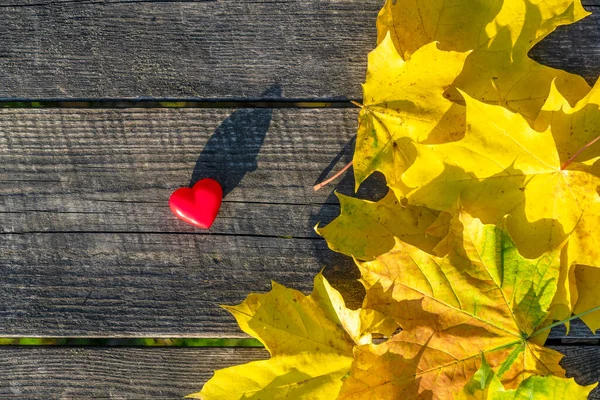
2, 0, 599, 5
0, 0, 595, 393
0, 108, 360, 227
530, 4, 600, 83
0, 347, 268, 399
558, 345, 600, 398
551, 320, 599, 342
0, 232, 370, 337
0, 0, 379, 99
0, 1, 595, 99
0, 346, 597, 399
0, 108, 365, 336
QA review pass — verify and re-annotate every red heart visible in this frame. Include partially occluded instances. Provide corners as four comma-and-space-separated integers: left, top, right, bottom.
169, 178, 223, 229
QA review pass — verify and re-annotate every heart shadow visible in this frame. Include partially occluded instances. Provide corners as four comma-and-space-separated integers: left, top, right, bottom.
189, 84, 282, 197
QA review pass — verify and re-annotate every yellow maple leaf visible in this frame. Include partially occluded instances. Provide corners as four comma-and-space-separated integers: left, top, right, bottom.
316, 190, 447, 260
534, 79, 600, 267
456, 354, 596, 399
353, 32, 469, 189
399, 85, 600, 325
535, 79, 600, 327
337, 212, 573, 399
536, 79, 600, 165
188, 273, 397, 399
377, 0, 591, 122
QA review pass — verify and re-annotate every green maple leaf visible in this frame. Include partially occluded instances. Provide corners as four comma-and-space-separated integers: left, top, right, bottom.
316, 190, 448, 260
457, 354, 596, 399
398, 84, 600, 325
338, 212, 573, 399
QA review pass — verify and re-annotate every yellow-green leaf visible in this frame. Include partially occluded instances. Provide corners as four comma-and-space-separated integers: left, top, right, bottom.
338, 212, 566, 399
400, 88, 600, 324
316, 191, 447, 260
189, 274, 397, 399
457, 354, 596, 399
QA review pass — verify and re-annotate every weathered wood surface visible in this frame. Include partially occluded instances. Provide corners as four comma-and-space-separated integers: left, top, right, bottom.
0, 1, 598, 396
0, 108, 597, 341
0, 1, 596, 99
559, 346, 600, 399
0, 346, 597, 399
0, 108, 364, 336
4, 0, 599, 4
0, 347, 268, 398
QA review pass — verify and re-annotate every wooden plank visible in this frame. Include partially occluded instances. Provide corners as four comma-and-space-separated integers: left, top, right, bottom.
0, 108, 360, 232
0, 233, 366, 336
0, 1, 379, 99
0, 1, 596, 99
3, 0, 600, 5
0, 225, 594, 339
0, 108, 364, 241
0, 346, 597, 398
0, 347, 268, 398
0, 224, 593, 339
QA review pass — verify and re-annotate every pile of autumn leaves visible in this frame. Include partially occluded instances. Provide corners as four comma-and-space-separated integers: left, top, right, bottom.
192, 0, 600, 399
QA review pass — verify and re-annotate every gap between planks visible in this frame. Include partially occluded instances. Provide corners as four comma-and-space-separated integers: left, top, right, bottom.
0, 99, 359, 109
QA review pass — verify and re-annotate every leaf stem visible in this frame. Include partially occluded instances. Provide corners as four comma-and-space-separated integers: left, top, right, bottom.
311, 101, 361, 192
561, 134, 600, 170
313, 161, 353, 191
529, 304, 600, 339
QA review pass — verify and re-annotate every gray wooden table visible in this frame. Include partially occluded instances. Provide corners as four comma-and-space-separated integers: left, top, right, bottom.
0, 0, 598, 398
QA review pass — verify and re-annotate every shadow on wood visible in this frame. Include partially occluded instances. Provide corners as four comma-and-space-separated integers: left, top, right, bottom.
310, 136, 388, 309
190, 85, 281, 197
529, 8, 600, 85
